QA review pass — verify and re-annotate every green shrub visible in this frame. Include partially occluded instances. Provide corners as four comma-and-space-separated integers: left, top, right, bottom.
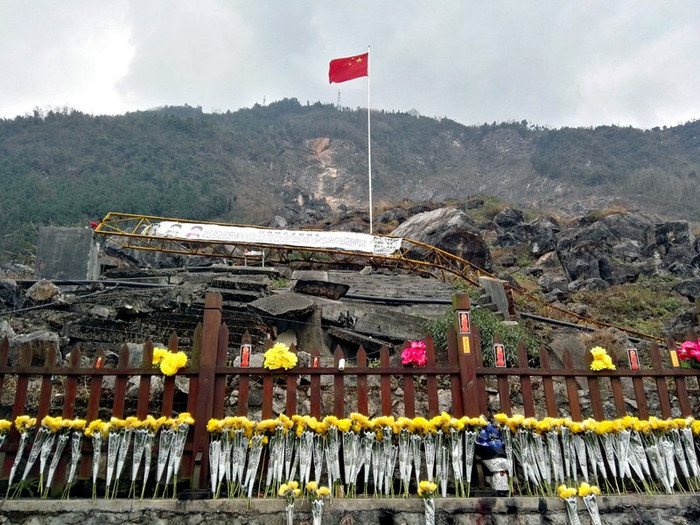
423, 306, 540, 366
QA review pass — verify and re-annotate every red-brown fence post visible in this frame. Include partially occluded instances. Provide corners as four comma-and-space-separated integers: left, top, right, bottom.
190, 291, 222, 491
453, 293, 479, 416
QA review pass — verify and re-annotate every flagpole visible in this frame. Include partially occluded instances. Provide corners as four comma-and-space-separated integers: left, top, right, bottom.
367, 45, 372, 234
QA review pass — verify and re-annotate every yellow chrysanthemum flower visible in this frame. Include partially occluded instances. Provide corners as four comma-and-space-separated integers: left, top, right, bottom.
263, 342, 297, 370
557, 484, 577, 499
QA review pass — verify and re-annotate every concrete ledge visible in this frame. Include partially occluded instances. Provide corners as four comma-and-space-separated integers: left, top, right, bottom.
1, 494, 699, 524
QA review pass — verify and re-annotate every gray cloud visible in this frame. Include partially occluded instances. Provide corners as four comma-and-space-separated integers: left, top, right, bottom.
1, 0, 698, 128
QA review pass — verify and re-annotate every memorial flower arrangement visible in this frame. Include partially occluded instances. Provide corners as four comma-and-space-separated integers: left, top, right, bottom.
6, 411, 700, 506
0, 419, 11, 451
264, 342, 298, 370
558, 484, 580, 525
578, 482, 602, 525
278, 480, 301, 525
6, 415, 37, 498
589, 346, 616, 371
152, 347, 188, 376
418, 480, 438, 525
38, 416, 86, 498
401, 340, 427, 367
306, 481, 331, 525
677, 339, 700, 369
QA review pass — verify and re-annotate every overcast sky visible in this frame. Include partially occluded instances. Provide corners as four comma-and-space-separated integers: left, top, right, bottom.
1, 1, 698, 129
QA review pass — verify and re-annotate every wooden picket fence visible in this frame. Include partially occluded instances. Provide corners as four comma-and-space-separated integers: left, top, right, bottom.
0, 291, 697, 494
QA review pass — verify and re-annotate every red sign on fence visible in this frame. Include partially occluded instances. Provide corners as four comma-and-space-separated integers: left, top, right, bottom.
627, 348, 639, 370
494, 343, 506, 368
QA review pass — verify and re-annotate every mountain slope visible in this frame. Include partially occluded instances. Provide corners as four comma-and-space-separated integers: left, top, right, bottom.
1, 100, 699, 257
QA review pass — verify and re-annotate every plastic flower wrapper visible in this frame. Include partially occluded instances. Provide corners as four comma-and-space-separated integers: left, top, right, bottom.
360, 431, 374, 494
62, 426, 84, 499
578, 482, 602, 525
560, 426, 574, 480
614, 429, 632, 481
278, 481, 301, 525
572, 434, 588, 483
113, 417, 138, 498
515, 429, 541, 489
546, 431, 565, 484
323, 425, 341, 490
209, 435, 222, 497
387, 445, 399, 495
164, 413, 194, 497
44, 432, 69, 496
153, 418, 176, 498
104, 421, 121, 497
435, 430, 449, 498
313, 434, 325, 484
129, 416, 152, 497
266, 425, 286, 493
401, 340, 427, 367
532, 432, 551, 487
263, 342, 297, 370
244, 434, 264, 498
283, 429, 297, 483
371, 439, 383, 497
418, 480, 438, 525
463, 430, 478, 496
661, 437, 677, 491
669, 428, 690, 481
600, 433, 618, 480
132, 414, 167, 499
84, 419, 107, 499
500, 425, 514, 479
411, 433, 422, 487
627, 431, 651, 483
342, 429, 361, 496
6, 416, 37, 498
423, 432, 436, 482
231, 428, 248, 496
483, 457, 510, 495
306, 481, 331, 525
680, 425, 699, 486
645, 439, 672, 494
449, 428, 465, 497
23, 423, 54, 496
558, 484, 581, 525
584, 430, 605, 481
398, 428, 412, 496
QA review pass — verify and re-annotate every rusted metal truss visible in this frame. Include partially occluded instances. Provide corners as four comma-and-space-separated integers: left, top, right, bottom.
95, 212, 663, 344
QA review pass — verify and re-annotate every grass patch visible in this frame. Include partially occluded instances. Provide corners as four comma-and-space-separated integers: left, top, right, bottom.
568, 280, 686, 336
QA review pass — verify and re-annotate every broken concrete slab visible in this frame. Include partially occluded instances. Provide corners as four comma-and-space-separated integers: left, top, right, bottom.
327, 326, 393, 354
35, 227, 99, 280
247, 292, 315, 319
291, 270, 349, 300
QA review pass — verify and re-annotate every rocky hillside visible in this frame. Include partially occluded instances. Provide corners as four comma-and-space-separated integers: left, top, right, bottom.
1, 101, 700, 259
0, 199, 698, 376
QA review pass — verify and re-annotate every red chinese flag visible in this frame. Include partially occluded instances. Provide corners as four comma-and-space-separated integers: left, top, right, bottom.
328, 52, 368, 84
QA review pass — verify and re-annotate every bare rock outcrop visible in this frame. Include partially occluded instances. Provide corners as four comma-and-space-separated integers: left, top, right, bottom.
391, 207, 493, 270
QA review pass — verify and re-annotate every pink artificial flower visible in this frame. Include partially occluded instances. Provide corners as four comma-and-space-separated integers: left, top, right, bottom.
679, 340, 699, 362
401, 340, 427, 367
690, 347, 700, 362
